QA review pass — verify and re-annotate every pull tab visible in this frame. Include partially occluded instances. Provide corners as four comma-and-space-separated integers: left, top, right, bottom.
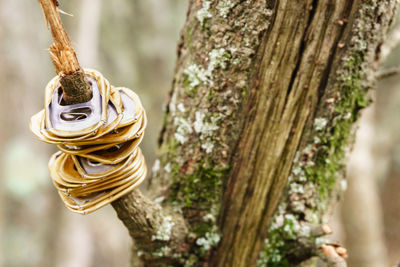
49, 76, 102, 132
60, 107, 92, 121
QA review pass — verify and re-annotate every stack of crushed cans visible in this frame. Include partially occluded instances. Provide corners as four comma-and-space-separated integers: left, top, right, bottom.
30, 69, 147, 214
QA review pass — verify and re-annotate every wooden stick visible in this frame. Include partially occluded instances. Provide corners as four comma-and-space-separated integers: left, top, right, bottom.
38, 0, 92, 104
376, 66, 400, 80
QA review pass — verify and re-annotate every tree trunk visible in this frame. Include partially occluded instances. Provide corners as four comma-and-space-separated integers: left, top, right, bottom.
111, 1, 397, 266
342, 102, 388, 267
376, 72, 400, 266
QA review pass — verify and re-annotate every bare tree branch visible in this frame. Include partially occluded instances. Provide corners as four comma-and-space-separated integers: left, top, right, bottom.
37, 0, 92, 104
111, 190, 188, 265
376, 67, 400, 80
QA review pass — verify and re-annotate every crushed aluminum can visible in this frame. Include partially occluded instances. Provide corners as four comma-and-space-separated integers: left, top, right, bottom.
31, 69, 148, 215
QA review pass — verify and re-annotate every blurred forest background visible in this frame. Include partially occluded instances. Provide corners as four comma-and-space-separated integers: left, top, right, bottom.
0, 1, 399, 267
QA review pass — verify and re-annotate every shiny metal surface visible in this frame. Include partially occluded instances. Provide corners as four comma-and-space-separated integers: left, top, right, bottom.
49, 76, 102, 132
31, 69, 148, 215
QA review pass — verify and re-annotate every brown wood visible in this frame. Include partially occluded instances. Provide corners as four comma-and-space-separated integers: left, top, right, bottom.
38, 0, 91, 104
214, 0, 351, 264
111, 190, 188, 266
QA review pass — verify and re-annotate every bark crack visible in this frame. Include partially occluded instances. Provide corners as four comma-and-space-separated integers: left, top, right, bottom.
285, 0, 318, 100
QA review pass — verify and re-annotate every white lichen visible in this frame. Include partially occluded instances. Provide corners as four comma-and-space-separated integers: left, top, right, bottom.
290, 183, 304, 194
201, 141, 214, 153
202, 213, 216, 223
270, 214, 284, 230
298, 223, 311, 237
177, 103, 186, 113
298, 175, 307, 182
169, 92, 177, 115
152, 216, 175, 241
152, 246, 170, 257
196, 226, 221, 251
152, 159, 160, 174
196, 0, 212, 25
194, 112, 206, 133
208, 48, 228, 71
314, 117, 328, 131
164, 163, 171, 173
193, 112, 222, 153
314, 136, 321, 144
340, 179, 348, 191
194, 112, 220, 136
283, 214, 301, 237
292, 166, 303, 176
183, 48, 229, 93
154, 196, 165, 204
184, 64, 209, 89
216, 0, 235, 18
174, 117, 193, 144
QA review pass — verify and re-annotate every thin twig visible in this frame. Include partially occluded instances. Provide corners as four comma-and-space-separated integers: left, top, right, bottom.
37, 0, 92, 104
376, 66, 400, 80
38, 0, 80, 74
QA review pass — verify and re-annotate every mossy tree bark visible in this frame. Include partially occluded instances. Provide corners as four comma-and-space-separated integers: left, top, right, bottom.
112, 0, 397, 266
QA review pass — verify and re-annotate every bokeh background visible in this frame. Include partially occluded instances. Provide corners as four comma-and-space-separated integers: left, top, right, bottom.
0, 1, 398, 266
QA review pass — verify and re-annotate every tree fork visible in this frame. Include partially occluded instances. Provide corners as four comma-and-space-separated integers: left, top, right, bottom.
38, 0, 92, 105
111, 191, 188, 265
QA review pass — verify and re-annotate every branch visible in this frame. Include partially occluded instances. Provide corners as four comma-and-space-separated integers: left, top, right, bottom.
38, 0, 92, 104
111, 190, 188, 263
376, 66, 400, 80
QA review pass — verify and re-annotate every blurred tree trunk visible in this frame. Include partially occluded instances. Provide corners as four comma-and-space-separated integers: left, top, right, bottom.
111, 1, 398, 266
342, 102, 388, 267
98, 0, 188, 162
77, 0, 101, 67
381, 147, 400, 265
377, 74, 400, 265
0, 1, 62, 267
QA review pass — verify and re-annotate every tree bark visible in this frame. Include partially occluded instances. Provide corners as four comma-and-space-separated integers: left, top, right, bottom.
111, 0, 398, 266
38, 0, 92, 104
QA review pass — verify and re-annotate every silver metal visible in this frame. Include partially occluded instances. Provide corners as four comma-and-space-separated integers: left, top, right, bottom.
120, 91, 136, 123
49, 77, 102, 132
106, 102, 118, 126
79, 157, 114, 174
